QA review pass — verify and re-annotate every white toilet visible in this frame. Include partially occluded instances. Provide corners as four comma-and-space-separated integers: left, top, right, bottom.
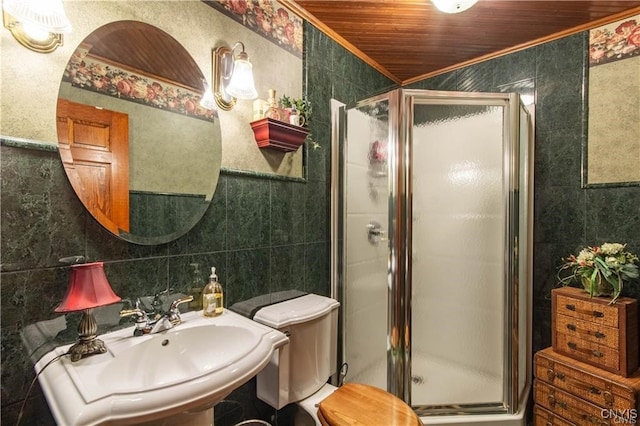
252, 294, 421, 426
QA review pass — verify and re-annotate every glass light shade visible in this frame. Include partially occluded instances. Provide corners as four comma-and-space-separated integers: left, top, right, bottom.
55, 262, 121, 313
226, 58, 258, 100
3, 0, 72, 33
431, 0, 478, 14
200, 81, 217, 110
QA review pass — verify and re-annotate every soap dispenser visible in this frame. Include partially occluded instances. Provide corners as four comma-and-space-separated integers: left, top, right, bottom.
202, 267, 223, 317
188, 263, 203, 310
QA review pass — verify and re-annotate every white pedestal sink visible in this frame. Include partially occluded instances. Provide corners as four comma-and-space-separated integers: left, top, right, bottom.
35, 309, 288, 425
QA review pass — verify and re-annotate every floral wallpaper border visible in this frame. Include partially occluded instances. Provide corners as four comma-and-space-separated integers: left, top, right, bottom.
589, 14, 640, 66
62, 46, 217, 123
202, 0, 303, 58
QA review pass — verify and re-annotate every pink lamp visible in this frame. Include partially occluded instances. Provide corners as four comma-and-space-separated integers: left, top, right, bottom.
55, 262, 121, 362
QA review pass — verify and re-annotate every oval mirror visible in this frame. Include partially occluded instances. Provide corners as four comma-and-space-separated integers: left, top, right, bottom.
56, 21, 221, 245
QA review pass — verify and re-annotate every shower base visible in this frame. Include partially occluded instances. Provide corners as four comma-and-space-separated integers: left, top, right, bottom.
411, 352, 502, 405
419, 385, 529, 426
348, 354, 529, 426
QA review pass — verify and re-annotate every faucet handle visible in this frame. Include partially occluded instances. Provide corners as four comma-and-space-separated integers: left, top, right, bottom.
120, 308, 153, 336
120, 307, 148, 321
169, 295, 194, 311
166, 296, 194, 325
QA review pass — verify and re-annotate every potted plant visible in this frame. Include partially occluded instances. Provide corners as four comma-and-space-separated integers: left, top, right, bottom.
557, 243, 639, 304
279, 94, 312, 127
278, 94, 320, 149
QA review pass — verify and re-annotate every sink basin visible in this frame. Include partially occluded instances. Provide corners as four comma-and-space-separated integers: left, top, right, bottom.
35, 310, 288, 425
96, 325, 257, 396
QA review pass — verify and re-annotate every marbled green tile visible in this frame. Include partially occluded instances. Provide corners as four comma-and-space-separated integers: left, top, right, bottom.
226, 176, 270, 250
545, 130, 583, 188
534, 187, 586, 244
226, 248, 270, 307
532, 299, 552, 352
304, 242, 330, 296
585, 188, 640, 244
1, 268, 81, 420
406, 70, 457, 91
304, 180, 329, 243
457, 60, 496, 92
103, 258, 169, 307
270, 180, 305, 245
1, 326, 36, 406
1, 388, 55, 426
306, 123, 331, 183
83, 204, 171, 261
304, 23, 334, 77
330, 42, 357, 82
170, 176, 227, 254
1, 147, 84, 271
532, 241, 585, 301
535, 73, 585, 136
47, 161, 87, 266
1, 269, 69, 334
306, 71, 333, 126
492, 48, 536, 88
270, 244, 305, 293
536, 33, 587, 80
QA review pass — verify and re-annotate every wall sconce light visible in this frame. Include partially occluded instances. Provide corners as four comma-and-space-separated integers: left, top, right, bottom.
2, 0, 72, 53
55, 262, 121, 362
212, 41, 258, 111
199, 79, 217, 111
431, 0, 478, 13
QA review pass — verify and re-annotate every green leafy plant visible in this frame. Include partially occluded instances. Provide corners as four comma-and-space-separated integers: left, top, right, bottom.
558, 243, 639, 304
279, 94, 312, 127
279, 94, 319, 149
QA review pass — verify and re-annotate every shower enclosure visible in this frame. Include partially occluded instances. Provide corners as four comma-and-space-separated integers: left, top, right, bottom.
331, 89, 533, 424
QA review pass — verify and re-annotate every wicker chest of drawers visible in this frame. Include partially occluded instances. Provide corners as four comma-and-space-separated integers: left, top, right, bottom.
534, 347, 640, 425
551, 287, 639, 377
534, 287, 640, 425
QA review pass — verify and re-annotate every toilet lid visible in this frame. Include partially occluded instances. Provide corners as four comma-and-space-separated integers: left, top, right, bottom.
318, 383, 422, 426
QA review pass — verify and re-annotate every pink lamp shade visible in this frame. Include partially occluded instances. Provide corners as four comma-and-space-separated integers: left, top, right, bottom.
55, 262, 121, 313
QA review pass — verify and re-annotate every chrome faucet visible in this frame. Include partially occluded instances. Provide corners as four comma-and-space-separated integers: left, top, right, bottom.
120, 296, 194, 336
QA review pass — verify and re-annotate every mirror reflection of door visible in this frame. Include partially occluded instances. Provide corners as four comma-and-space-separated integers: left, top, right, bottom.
57, 98, 130, 234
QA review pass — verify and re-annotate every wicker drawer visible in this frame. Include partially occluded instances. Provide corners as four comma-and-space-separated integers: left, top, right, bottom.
534, 379, 609, 425
554, 333, 620, 372
535, 347, 640, 413
555, 314, 619, 349
534, 404, 576, 426
552, 287, 639, 377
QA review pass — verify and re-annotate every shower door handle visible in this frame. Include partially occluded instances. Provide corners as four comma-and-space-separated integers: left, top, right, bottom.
367, 221, 387, 245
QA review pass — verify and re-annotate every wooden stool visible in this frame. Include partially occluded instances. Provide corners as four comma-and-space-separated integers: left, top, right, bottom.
318, 383, 422, 426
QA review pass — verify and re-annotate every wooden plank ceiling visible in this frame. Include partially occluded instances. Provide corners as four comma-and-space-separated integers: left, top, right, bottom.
81, 20, 204, 91
286, 0, 640, 84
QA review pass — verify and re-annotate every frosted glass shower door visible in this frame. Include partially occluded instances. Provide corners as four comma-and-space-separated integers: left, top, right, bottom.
411, 104, 506, 408
342, 97, 391, 391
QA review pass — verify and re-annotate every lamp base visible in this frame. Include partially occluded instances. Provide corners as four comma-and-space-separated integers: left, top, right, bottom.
68, 337, 107, 362
68, 308, 107, 362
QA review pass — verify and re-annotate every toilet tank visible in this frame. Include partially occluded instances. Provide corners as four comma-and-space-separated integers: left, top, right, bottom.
253, 294, 340, 409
